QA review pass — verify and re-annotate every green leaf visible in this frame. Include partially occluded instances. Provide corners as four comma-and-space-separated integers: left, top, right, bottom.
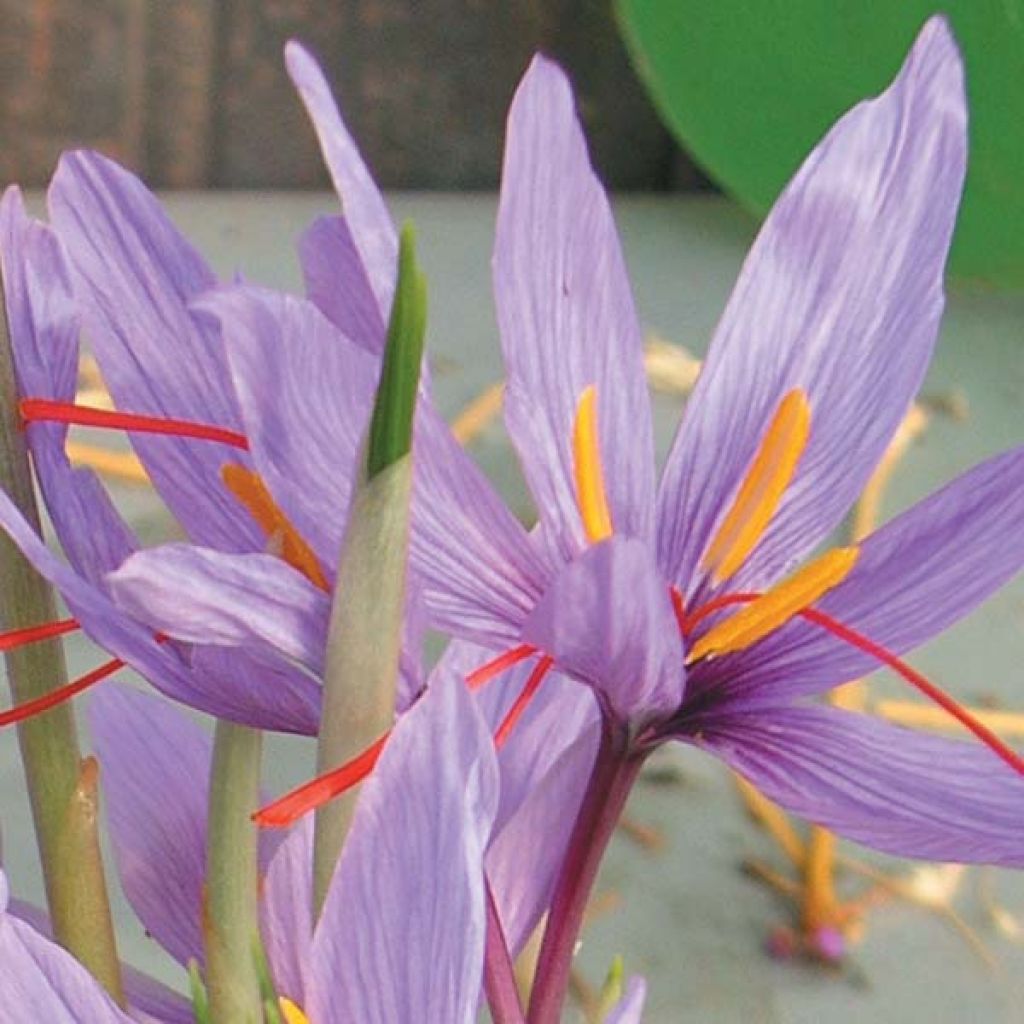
617, 1, 1024, 288
366, 222, 427, 478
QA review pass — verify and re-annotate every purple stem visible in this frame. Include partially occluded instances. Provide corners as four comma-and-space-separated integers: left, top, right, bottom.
526, 722, 641, 1024
484, 876, 526, 1024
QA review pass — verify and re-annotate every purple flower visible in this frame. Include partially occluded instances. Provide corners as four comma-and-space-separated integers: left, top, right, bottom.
88, 670, 500, 1023
0, 42, 424, 735
400, 16, 1024, 867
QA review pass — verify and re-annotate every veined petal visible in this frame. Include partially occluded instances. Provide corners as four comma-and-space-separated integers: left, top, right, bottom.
197, 285, 379, 569
696, 704, 1024, 866
431, 641, 599, 954
496, 56, 654, 562
411, 403, 549, 647
285, 41, 397, 325
0, 187, 138, 586
0, 873, 133, 1024
260, 818, 314, 1007
308, 672, 498, 1024
657, 17, 966, 595
108, 544, 330, 675
47, 150, 261, 553
522, 536, 685, 724
299, 214, 386, 352
88, 686, 210, 967
696, 446, 1024, 706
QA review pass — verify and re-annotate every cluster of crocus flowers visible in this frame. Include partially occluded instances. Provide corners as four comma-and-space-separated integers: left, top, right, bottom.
0, 12, 1021, 1023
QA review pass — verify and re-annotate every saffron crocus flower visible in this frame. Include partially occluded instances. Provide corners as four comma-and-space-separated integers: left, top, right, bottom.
88, 673, 504, 1023
0, 40, 429, 735
404, 15, 1024, 867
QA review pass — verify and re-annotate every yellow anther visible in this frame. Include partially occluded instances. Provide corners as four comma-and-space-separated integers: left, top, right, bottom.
702, 389, 811, 584
221, 464, 330, 592
688, 546, 858, 662
572, 386, 613, 544
279, 997, 311, 1024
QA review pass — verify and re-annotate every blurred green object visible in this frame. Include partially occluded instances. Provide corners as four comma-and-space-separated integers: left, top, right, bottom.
617, 1, 1024, 289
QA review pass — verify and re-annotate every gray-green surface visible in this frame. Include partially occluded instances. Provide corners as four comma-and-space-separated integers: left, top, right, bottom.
1, 194, 1022, 1021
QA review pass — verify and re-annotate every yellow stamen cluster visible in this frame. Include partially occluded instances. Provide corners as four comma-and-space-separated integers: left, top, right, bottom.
688, 547, 859, 662
221, 464, 329, 592
572, 386, 614, 544
702, 389, 810, 584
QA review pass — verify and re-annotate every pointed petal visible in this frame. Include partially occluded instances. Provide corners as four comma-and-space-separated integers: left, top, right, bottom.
299, 214, 386, 351
411, 403, 549, 647
430, 641, 599, 954
522, 536, 685, 723
495, 56, 654, 561
260, 818, 313, 1005
0, 873, 132, 1023
699, 446, 1024, 706
699, 704, 1024, 865
47, 150, 260, 552
88, 686, 211, 967
285, 41, 397, 325
657, 18, 966, 594
196, 285, 379, 568
0, 187, 138, 585
308, 673, 498, 1024
605, 977, 647, 1024
108, 544, 329, 675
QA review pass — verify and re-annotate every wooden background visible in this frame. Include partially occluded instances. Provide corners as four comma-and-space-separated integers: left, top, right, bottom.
0, 0, 710, 191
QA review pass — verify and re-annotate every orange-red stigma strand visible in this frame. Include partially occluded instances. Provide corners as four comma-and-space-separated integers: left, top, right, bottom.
466, 644, 536, 690
20, 399, 249, 450
683, 592, 1024, 778
494, 656, 554, 749
0, 656, 124, 728
255, 644, 543, 828
0, 617, 79, 650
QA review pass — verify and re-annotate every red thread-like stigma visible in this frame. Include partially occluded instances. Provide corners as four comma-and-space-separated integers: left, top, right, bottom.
20, 399, 249, 450
0, 656, 124, 728
494, 656, 554, 749
683, 592, 1024, 777
0, 617, 79, 650
254, 644, 543, 827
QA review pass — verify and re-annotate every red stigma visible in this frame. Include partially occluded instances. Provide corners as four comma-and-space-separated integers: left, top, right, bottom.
254, 644, 545, 828
494, 656, 554, 749
0, 617, 79, 651
20, 399, 249, 450
683, 592, 1024, 778
0, 656, 124, 727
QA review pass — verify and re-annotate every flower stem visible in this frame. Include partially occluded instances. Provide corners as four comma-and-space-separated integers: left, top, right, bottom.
0, 286, 123, 1000
484, 878, 526, 1024
204, 720, 263, 1024
526, 724, 641, 1024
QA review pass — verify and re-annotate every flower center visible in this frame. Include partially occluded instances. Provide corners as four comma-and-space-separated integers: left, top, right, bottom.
220, 464, 329, 591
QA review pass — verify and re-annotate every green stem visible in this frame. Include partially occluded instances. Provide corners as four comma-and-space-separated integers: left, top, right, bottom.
204, 720, 263, 1024
0, 281, 123, 1000
312, 455, 412, 913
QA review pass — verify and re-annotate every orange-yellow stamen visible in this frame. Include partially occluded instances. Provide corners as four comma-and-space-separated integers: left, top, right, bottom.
221, 464, 329, 592
688, 546, 858, 662
572, 386, 613, 543
701, 389, 811, 583
278, 998, 311, 1024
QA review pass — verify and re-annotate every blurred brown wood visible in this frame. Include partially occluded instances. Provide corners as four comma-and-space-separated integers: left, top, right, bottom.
0, 0, 704, 191
0, 0, 146, 185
